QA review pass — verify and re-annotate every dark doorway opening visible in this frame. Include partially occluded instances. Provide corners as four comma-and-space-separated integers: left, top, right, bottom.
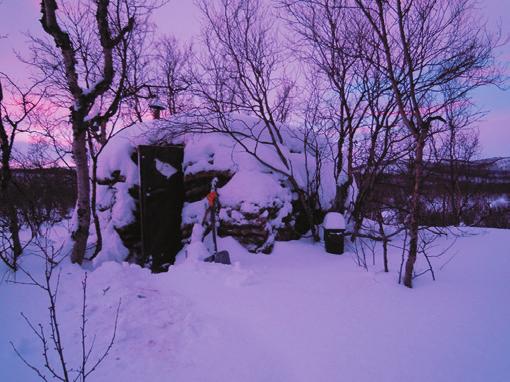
138, 145, 184, 272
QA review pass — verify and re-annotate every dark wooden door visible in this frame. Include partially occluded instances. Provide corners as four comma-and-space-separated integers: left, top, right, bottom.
138, 145, 184, 272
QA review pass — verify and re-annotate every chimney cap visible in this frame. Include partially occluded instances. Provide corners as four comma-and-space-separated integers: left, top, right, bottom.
149, 96, 165, 111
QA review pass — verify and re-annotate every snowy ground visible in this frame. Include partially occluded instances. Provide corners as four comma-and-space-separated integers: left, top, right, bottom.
1, 227, 509, 382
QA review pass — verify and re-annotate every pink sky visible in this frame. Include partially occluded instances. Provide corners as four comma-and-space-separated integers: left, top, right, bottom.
0, 0, 508, 158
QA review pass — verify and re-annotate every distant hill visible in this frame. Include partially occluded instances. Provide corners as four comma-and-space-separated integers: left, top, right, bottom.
1, 167, 76, 226
355, 157, 510, 229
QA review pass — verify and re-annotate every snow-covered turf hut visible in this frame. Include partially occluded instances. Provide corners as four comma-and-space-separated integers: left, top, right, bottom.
96, 113, 344, 270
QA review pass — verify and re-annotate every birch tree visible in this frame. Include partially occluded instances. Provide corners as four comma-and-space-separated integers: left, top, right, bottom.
354, 0, 501, 287
0, 74, 46, 270
36, 0, 166, 263
194, 0, 321, 240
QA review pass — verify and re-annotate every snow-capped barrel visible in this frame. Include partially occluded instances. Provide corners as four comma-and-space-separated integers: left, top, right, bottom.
323, 212, 345, 255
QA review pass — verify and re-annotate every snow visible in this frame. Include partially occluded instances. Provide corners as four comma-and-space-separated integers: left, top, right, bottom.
185, 224, 210, 262
182, 132, 236, 176
489, 195, 510, 209
182, 199, 208, 227
219, 170, 292, 217
323, 212, 346, 229
84, 103, 99, 122
154, 158, 178, 179
2, 226, 510, 382
82, 77, 105, 96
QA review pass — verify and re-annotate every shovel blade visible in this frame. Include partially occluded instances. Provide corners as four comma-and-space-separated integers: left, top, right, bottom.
204, 250, 231, 265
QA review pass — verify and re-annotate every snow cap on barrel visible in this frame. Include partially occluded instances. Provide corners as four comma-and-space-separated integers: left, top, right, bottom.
323, 212, 345, 230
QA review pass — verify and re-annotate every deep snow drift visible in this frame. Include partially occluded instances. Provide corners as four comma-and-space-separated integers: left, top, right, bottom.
1, 227, 509, 382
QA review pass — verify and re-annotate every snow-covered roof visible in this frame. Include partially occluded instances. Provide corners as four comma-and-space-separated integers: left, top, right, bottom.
97, 112, 340, 205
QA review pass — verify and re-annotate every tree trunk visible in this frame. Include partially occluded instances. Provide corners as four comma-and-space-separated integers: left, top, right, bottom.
71, 127, 91, 264
90, 158, 102, 259
336, 179, 353, 214
403, 137, 424, 288
1, 155, 23, 270
334, 136, 347, 212
376, 212, 389, 273
6, 198, 23, 268
87, 132, 103, 261
382, 237, 389, 273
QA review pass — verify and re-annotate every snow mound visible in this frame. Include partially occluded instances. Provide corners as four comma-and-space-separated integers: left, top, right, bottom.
219, 170, 292, 217
94, 113, 352, 264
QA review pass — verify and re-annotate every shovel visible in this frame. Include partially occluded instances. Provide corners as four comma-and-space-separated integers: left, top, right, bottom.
204, 178, 231, 265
